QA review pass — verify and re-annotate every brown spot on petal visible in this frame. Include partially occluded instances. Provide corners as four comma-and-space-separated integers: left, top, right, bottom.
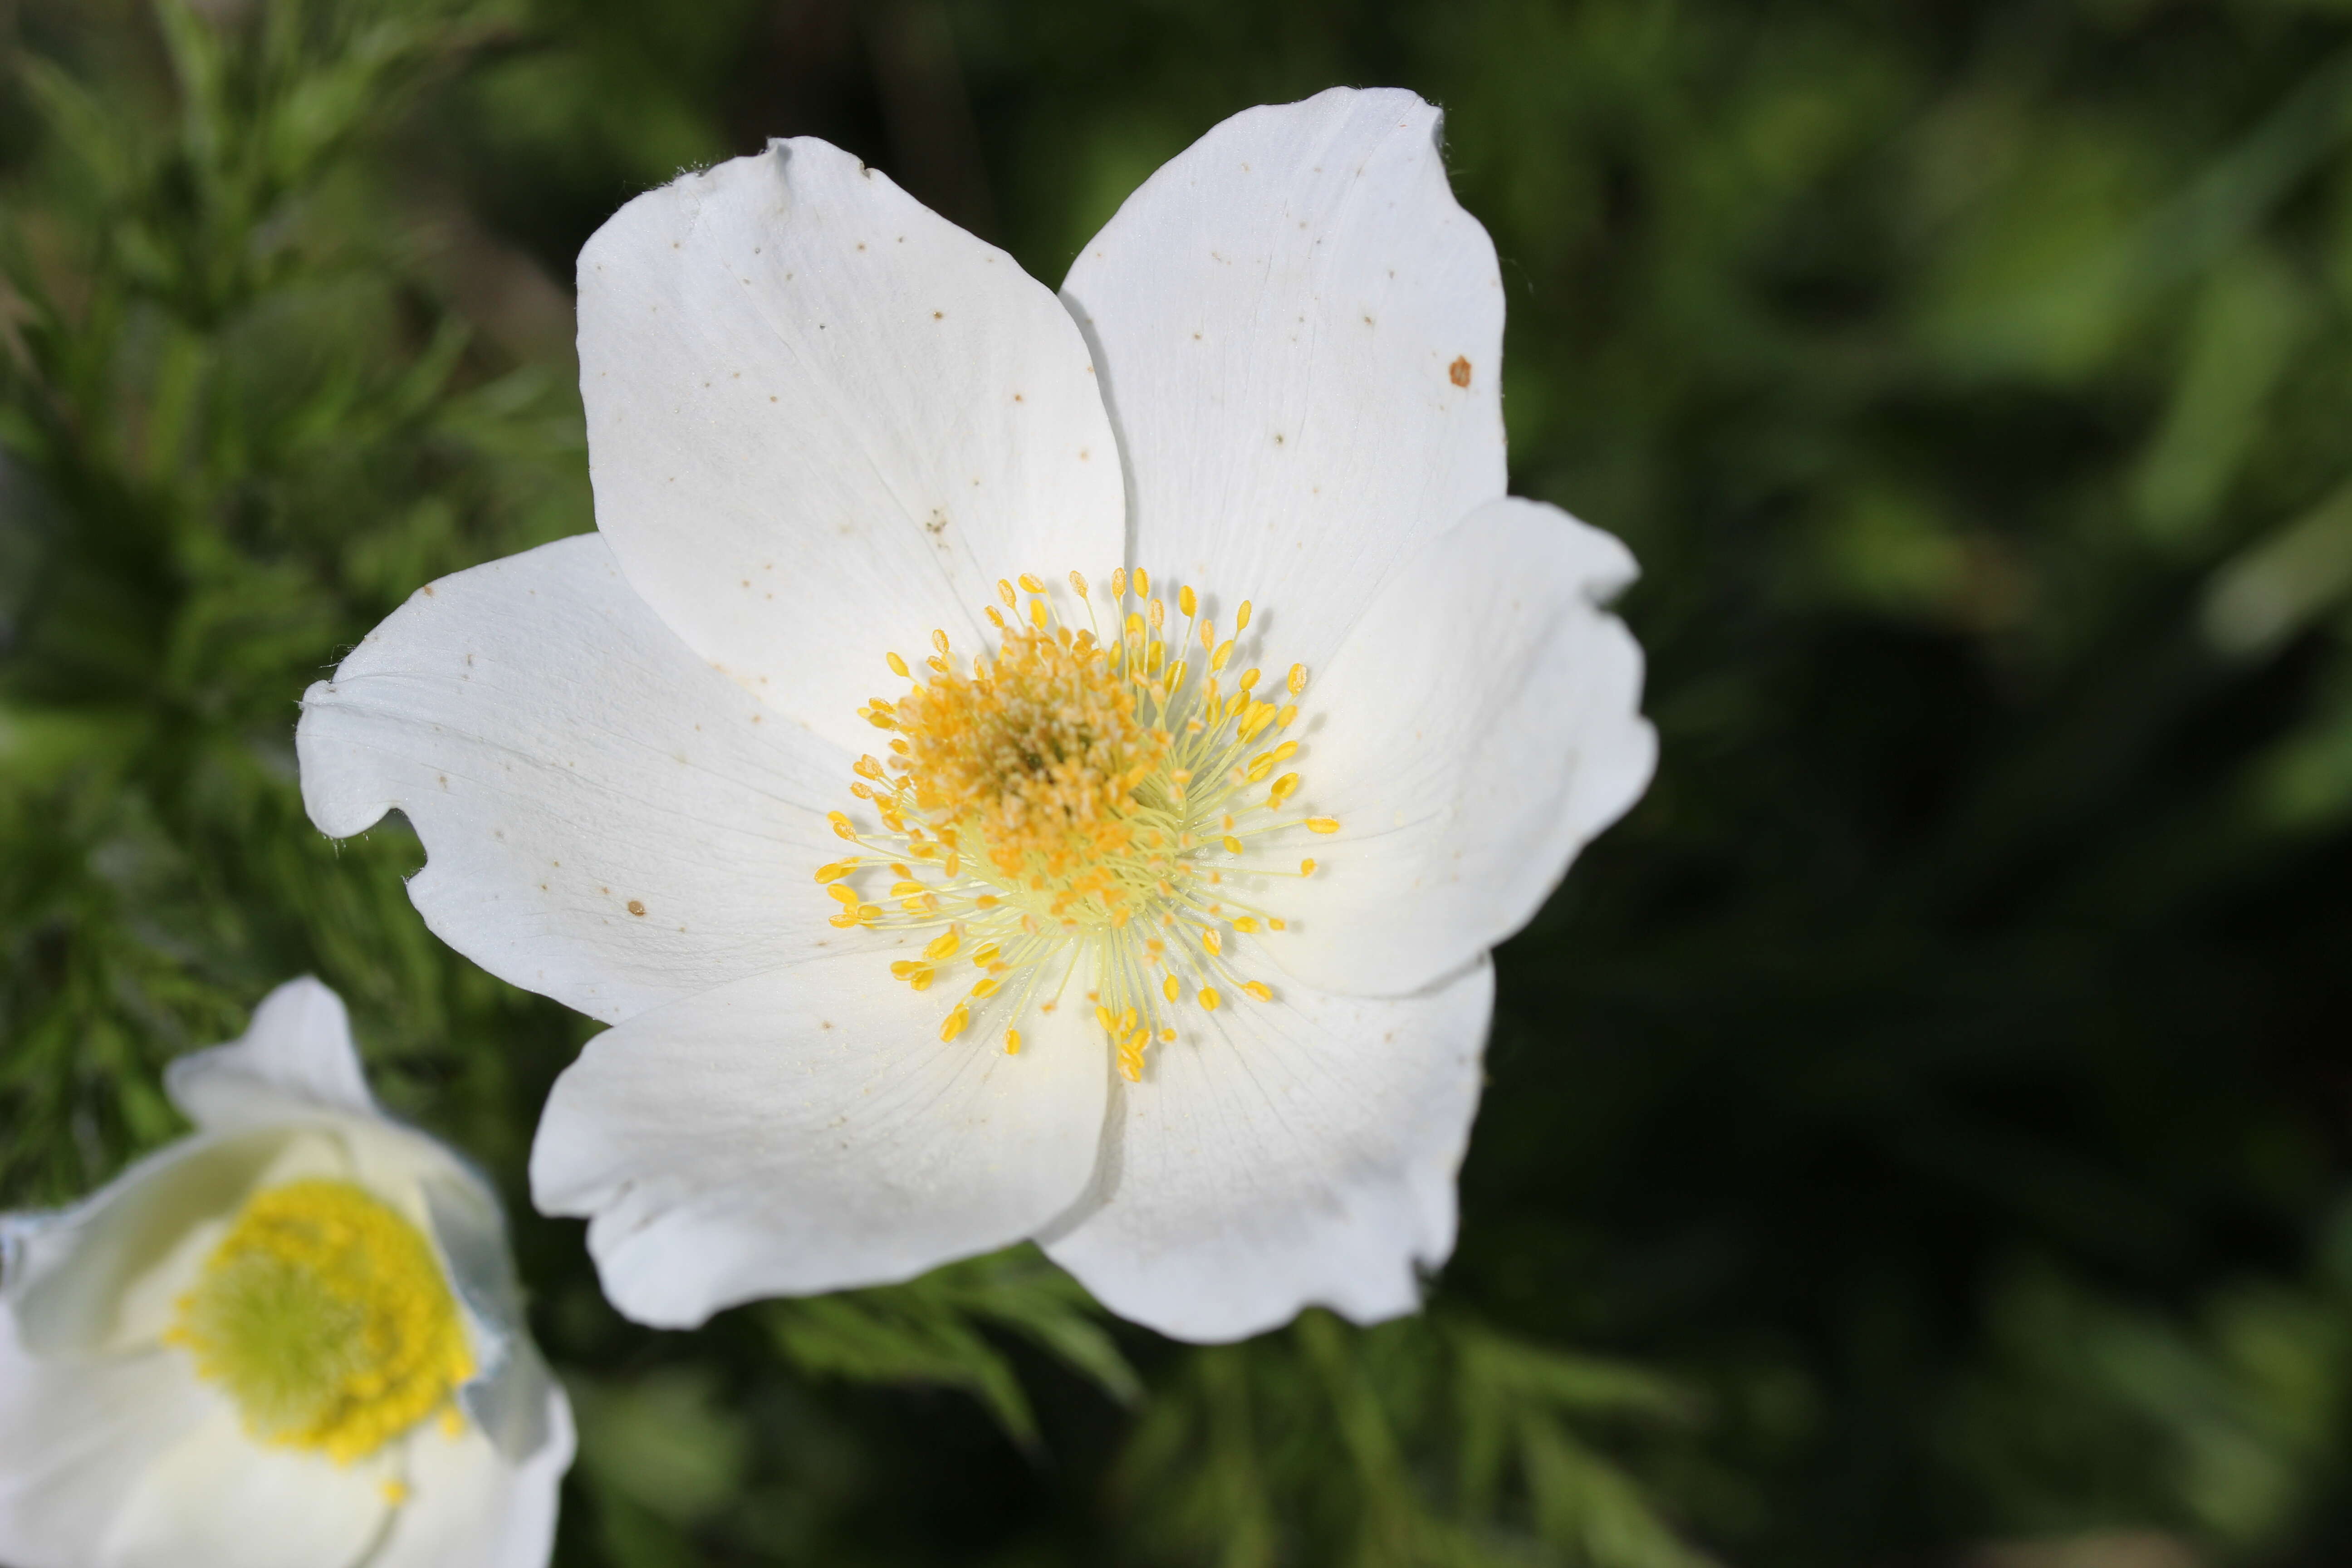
1449, 356, 1473, 388
627, 900, 647, 916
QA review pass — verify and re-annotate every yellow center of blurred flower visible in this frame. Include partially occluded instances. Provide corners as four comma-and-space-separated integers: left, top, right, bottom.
819, 568, 1340, 1080
167, 1177, 472, 1464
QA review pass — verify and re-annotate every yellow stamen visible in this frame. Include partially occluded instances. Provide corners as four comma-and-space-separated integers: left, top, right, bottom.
166, 1180, 471, 1465
820, 568, 1332, 1077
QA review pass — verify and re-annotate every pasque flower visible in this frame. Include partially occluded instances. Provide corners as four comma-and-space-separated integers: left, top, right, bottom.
296, 88, 1655, 1343
0, 979, 572, 1568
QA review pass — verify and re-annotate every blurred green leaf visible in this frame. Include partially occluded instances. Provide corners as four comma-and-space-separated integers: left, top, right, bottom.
767, 1245, 1139, 1447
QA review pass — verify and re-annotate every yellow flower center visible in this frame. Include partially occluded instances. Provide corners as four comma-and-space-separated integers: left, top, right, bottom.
821, 568, 1340, 1079
166, 1177, 473, 1463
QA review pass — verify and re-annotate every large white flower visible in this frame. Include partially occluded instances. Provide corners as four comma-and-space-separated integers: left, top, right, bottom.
0, 979, 573, 1568
294, 87, 1655, 1344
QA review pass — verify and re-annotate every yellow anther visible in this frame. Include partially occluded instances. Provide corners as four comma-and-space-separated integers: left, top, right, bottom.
1287, 664, 1307, 695
1269, 917, 1287, 931
169, 1180, 470, 1463
1299, 858, 1316, 875
1306, 818, 1340, 834
887, 652, 909, 677
820, 565, 1335, 1081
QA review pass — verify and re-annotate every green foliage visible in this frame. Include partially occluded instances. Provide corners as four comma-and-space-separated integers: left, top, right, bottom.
1119, 1313, 1710, 1568
6, 0, 2352, 1564
766, 1246, 1142, 1448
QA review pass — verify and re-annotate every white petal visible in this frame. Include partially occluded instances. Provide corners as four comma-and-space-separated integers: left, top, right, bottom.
165, 977, 377, 1131
578, 139, 1124, 751
102, 1401, 392, 1568
370, 1384, 573, 1568
0, 1309, 206, 1568
1061, 87, 1505, 674
530, 951, 1109, 1328
299, 533, 865, 1026
415, 1167, 564, 1465
1041, 960, 1491, 1343
1270, 497, 1655, 997
3, 1128, 345, 1356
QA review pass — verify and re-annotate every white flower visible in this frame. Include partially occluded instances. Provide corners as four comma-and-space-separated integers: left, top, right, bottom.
294, 87, 1655, 1344
0, 979, 573, 1568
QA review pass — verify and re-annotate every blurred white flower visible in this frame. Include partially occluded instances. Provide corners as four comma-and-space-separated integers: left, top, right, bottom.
295, 87, 1654, 1343
0, 979, 572, 1568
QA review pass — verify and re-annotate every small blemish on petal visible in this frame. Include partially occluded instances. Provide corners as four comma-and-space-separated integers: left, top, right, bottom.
1449, 356, 1473, 388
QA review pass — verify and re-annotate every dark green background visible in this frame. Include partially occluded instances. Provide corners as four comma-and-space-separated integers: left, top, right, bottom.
5, 1, 2352, 1564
